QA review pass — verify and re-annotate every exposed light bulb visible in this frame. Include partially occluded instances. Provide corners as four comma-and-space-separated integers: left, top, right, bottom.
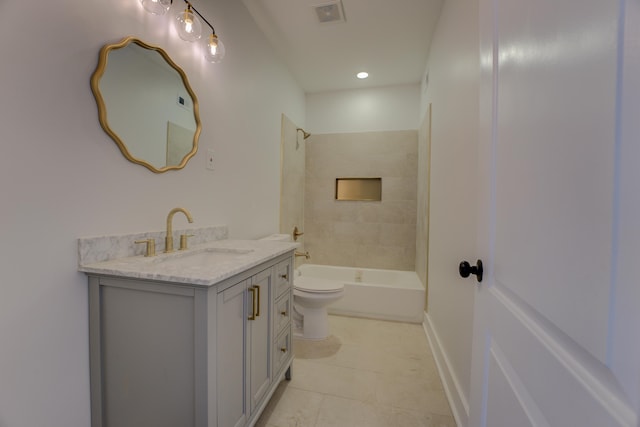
185, 17, 193, 34
204, 33, 225, 63
140, 0, 171, 15
175, 6, 202, 42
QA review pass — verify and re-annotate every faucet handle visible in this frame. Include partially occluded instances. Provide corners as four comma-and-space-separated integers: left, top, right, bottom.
135, 239, 156, 257
179, 234, 194, 251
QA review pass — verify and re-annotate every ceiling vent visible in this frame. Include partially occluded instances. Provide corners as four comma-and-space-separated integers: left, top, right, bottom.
313, 1, 346, 24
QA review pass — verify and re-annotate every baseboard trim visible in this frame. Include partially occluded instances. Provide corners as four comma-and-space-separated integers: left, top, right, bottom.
423, 312, 469, 427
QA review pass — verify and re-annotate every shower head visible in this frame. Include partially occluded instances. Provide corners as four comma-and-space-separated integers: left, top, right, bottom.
297, 128, 311, 140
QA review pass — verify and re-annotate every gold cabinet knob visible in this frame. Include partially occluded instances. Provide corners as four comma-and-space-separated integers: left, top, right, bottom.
280, 273, 289, 280
281, 311, 288, 316
280, 347, 287, 353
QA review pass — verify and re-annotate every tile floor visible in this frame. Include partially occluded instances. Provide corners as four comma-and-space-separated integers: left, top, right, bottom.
256, 315, 457, 427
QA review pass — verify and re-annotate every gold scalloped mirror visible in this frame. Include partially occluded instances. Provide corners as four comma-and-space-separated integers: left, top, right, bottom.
91, 37, 201, 173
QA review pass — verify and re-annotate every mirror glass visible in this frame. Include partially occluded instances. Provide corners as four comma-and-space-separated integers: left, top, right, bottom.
91, 37, 201, 173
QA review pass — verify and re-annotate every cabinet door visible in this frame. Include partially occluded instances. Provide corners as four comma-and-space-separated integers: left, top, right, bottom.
217, 280, 249, 427
96, 281, 197, 427
248, 268, 272, 413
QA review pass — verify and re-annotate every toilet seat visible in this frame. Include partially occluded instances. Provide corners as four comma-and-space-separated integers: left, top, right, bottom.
294, 277, 344, 293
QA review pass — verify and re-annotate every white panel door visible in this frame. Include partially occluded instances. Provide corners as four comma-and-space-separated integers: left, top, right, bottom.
469, 0, 640, 426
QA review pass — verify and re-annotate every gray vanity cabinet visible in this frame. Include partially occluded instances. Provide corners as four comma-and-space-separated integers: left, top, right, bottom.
216, 267, 272, 427
216, 278, 249, 427
87, 251, 294, 427
248, 269, 274, 410
273, 259, 293, 376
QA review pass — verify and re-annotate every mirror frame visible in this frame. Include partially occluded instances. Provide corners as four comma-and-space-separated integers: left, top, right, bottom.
90, 36, 202, 173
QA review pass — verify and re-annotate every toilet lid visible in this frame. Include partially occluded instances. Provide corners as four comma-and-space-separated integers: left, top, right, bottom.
294, 276, 344, 293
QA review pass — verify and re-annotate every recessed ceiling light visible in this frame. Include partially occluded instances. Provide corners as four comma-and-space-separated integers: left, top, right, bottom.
356, 71, 369, 79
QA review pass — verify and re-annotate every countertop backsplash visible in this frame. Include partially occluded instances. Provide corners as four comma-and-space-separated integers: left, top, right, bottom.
78, 225, 229, 266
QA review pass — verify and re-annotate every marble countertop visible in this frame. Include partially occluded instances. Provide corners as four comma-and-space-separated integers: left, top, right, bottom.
79, 239, 298, 287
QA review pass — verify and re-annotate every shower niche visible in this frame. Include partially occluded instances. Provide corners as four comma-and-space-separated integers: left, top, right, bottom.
335, 177, 382, 201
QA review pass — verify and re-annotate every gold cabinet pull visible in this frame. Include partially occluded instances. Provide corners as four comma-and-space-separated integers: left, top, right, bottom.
280, 347, 287, 353
280, 273, 289, 280
248, 287, 256, 320
254, 285, 261, 317
281, 311, 287, 316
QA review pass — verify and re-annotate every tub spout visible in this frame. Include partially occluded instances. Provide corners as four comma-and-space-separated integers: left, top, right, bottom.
295, 251, 310, 260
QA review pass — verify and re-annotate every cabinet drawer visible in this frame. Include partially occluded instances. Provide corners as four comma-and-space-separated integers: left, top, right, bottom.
275, 259, 292, 297
274, 292, 291, 335
273, 329, 291, 376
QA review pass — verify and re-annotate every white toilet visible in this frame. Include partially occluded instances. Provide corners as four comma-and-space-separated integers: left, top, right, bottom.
293, 273, 344, 340
256, 234, 344, 340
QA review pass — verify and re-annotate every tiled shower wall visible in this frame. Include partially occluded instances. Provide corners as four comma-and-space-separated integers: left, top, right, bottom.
304, 130, 418, 270
416, 107, 431, 289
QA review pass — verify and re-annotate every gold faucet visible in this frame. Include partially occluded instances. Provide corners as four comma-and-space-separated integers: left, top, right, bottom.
165, 207, 194, 253
134, 238, 156, 257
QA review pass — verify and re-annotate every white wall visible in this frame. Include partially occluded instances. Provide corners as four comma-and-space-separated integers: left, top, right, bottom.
306, 84, 420, 134
0, 0, 304, 426
420, 0, 479, 425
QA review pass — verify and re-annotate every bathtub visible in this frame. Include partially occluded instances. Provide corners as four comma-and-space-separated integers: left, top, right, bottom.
296, 264, 425, 323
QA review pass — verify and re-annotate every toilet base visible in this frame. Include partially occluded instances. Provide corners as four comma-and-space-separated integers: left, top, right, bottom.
292, 305, 331, 340
293, 328, 329, 341
293, 287, 344, 341
301, 307, 330, 339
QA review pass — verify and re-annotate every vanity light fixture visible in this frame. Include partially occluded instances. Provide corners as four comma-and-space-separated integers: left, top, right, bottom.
175, 4, 202, 41
139, 0, 226, 63
203, 32, 225, 63
140, 0, 172, 15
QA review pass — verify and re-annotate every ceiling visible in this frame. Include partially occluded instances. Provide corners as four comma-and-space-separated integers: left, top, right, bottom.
242, 0, 444, 93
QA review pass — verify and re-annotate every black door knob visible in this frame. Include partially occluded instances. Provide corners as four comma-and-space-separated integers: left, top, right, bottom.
459, 260, 483, 282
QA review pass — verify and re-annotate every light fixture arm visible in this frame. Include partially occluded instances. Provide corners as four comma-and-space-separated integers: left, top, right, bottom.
182, 0, 217, 35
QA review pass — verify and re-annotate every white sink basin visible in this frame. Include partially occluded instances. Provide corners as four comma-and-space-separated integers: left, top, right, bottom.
150, 247, 255, 267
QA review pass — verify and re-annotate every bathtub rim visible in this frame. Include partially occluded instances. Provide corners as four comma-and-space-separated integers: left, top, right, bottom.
295, 263, 426, 323
296, 263, 424, 290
